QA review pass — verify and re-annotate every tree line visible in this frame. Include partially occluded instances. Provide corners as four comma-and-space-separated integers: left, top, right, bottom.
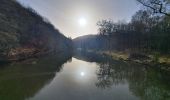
97, 0, 170, 54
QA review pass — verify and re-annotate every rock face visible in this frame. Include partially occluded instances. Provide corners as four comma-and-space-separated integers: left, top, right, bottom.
0, 0, 72, 61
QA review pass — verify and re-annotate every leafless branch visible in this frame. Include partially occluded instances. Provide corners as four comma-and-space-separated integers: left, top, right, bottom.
137, 0, 170, 16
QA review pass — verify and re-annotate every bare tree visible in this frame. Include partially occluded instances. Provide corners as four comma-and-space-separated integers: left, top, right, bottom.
136, 0, 170, 16
97, 20, 115, 52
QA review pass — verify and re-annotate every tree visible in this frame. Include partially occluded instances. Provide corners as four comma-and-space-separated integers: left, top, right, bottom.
136, 0, 170, 16
97, 20, 115, 52
97, 20, 115, 36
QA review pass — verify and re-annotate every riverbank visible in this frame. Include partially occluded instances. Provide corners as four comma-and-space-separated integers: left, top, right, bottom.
0, 47, 73, 63
79, 50, 170, 71
0, 48, 45, 63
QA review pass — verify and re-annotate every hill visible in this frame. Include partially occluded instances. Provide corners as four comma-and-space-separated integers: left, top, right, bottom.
0, 0, 72, 62
73, 34, 115, 51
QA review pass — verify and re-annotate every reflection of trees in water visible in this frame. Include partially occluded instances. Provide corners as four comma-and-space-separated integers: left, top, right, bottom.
96, 62, 115, 88
0, 53, 72, 100
96, 60, 144, 88
75, 51, 170, 99
96, 59, 170, 100
129, 69, 170, 100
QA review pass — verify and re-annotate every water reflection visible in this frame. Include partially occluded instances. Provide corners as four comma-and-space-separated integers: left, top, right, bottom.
0, 53, 72, 100
75, 51, 170, 100
0, 51, 169, 100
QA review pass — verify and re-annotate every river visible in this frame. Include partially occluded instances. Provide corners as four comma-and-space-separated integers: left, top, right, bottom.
0, 52, 169, 100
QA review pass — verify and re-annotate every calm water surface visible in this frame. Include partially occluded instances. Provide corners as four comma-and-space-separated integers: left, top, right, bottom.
0, 53, 169, 100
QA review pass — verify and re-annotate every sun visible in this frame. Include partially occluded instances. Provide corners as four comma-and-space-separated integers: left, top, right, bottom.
80, 72, 85, 76
78, 17, 87, 26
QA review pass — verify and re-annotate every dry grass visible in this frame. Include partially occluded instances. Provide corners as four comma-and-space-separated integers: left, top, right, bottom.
99, 51, 170, 65
159, 56, 170, 64
100, 51, 129, 60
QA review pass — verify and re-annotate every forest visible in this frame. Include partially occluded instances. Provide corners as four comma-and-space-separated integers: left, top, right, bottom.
0, 0, 72, 62
0, 0, 170, 65
74, 0, 170, 65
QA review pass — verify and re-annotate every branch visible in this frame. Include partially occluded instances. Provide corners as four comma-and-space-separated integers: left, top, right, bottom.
137, 0, 170, 16
137, 0, 157, 12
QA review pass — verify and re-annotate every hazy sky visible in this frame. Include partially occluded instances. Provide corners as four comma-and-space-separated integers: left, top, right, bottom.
17, 0, 140, 38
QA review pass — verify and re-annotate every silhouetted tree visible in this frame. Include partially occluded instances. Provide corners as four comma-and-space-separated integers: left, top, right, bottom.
137, 0, 170, 16
97, 20, 117, 52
